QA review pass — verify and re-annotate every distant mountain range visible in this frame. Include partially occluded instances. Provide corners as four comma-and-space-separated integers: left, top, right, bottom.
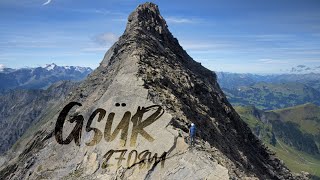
0, 63, 92, 91
217, 72, 320, 110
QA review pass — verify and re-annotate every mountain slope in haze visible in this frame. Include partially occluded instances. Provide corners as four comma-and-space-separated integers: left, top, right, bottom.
217, 72, 320, 91
272, 73, 320, 90
217, 72, 320, 110
235, 104, 320, 178
0, 63, 92, 91
0, 81, 78, 154
0, 3, 302, 180
217, 72, 271, 90
224, 82, 320, 110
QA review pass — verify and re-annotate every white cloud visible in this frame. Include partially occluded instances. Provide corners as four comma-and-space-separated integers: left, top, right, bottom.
67, 8, 116, 15
250, 34, 295, 41
82, 47, 109, 52
93, 32, 118, 45
257, 58, 274, 64
165, 17, 200, 24
42, 0, 52, 6
112, 18, 127, 22
257, 59, 289, 64
180, 40, 233, 51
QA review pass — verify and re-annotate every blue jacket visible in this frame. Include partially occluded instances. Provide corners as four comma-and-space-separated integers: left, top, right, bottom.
190, 126, 196, 136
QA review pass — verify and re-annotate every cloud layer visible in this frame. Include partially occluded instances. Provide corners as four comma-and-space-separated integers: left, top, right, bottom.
42, 0, 52, 6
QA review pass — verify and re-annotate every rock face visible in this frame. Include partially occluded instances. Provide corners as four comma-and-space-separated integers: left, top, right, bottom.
0, 3, 299, 179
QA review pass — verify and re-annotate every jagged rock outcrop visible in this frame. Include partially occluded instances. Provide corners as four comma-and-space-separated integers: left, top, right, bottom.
0, 2, 303, 180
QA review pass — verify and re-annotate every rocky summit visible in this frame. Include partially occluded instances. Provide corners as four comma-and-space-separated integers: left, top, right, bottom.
0, 2, 305, 180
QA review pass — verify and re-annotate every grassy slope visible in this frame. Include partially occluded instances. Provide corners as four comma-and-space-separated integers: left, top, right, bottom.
235, 105, 320, 178
268, 139, 320, 178
270, 103, 320, 135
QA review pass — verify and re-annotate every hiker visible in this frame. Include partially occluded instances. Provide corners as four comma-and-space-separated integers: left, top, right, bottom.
189, 123, 196, 146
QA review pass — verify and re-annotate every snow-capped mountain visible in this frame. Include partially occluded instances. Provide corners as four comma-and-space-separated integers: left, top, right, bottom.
41, 63, 92, 73
0, 63, 93, 90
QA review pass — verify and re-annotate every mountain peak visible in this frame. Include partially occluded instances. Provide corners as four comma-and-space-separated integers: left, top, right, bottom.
125, 2, 169, 36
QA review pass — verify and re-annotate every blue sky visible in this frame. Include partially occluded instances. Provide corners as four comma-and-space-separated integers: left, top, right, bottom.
0, 0, 320, 73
